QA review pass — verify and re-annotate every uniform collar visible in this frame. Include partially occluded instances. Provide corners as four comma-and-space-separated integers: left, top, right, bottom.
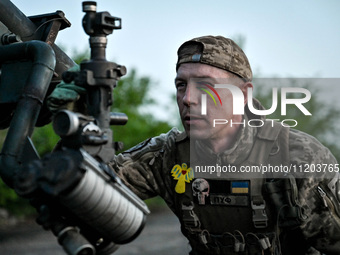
192, 98, 267, 165
194, 114, 257, 165
175, 98, 265, 165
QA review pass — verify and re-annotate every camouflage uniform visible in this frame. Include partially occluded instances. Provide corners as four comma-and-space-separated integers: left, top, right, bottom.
43, 33, 340, 254
109, 36, 340, 254
110, 99, 340, 255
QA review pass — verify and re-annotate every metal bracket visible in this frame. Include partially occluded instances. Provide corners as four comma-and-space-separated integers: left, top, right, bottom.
251, 201, 268, 228
181, 202, 201, 229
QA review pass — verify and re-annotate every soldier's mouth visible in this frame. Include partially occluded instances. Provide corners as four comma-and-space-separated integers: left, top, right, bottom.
183, 115, 205, 125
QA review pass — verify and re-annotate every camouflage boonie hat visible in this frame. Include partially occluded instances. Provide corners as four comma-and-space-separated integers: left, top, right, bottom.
176, 35, 253, 81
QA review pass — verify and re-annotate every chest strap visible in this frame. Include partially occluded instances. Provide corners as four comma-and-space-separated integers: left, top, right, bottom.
251, 178, 268, 228
177, 120, 291, 253
246, 120, 289, 229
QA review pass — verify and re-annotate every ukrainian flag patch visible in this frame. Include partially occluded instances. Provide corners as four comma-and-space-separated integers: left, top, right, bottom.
231, 181, 249, 194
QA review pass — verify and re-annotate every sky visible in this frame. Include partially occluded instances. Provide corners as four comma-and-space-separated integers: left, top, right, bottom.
5, 0, 340, 120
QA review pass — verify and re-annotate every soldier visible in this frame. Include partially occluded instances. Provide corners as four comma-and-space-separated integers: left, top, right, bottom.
48, 36, 340, 255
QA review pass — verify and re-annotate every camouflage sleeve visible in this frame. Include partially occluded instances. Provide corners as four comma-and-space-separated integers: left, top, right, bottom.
109, 128, 179, 206
289, 129, 340, 254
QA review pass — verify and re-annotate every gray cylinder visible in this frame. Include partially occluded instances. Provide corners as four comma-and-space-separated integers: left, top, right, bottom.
61, 149, 149, 244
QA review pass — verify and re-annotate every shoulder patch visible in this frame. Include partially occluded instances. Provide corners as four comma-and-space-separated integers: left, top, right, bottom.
123, 138, 152, 154
121, 128, 185, 160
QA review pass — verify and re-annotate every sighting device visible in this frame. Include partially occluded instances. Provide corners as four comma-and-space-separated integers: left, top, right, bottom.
0, 2, 149, 254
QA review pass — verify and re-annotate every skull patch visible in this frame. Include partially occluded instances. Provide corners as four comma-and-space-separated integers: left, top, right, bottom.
192, 178, 210, 205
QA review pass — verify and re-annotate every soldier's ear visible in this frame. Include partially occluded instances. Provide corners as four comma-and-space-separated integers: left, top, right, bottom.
240, 82, 253, 106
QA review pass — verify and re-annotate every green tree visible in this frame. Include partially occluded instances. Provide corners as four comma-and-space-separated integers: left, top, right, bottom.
230, 35, 340, 162
252, 78, 340, 162
112, 69, 173, 151
0, 48, 174, 213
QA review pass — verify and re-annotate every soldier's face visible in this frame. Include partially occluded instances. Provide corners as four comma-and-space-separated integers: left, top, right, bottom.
175, 63, 249, 143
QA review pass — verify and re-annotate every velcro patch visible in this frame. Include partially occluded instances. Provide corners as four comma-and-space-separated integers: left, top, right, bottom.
192, 179, 250, 206
231, 181, 249, 194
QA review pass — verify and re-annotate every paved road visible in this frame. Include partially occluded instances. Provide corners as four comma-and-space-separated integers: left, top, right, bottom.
0, 206, 189, 255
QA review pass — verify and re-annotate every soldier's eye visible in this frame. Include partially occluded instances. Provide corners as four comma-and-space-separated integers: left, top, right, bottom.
175, 82, 186, 90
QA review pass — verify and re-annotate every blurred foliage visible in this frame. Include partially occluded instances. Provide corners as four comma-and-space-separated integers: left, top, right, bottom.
112, 69, 172, 151
144, 196, 167, 211
1, 43, 340, 216
252, 78, 340, 162
0, 180, 34, 216
72, 47, 90, 65
0, 50, 173, 214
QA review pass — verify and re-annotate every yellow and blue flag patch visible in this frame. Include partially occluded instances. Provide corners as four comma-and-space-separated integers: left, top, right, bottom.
231, 181, 249, 194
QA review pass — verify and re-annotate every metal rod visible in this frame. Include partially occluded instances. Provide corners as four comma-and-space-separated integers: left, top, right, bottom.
0, 0, 75, 79
0, 0, 37, 40
0, 40, 56, 187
